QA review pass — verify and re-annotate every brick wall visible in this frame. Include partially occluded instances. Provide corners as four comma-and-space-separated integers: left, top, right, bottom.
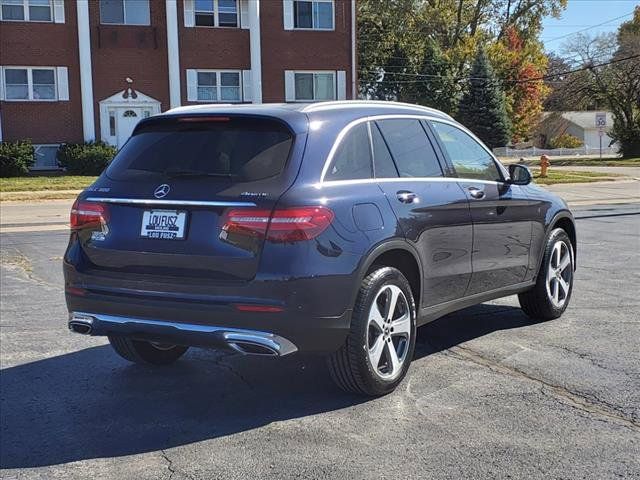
0, 1, 83, 143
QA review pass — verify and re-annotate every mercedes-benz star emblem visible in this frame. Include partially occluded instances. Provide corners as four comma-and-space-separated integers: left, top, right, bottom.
154, 184, 170, 199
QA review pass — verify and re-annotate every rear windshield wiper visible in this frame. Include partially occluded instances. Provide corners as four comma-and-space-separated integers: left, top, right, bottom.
164, 168, 236, 179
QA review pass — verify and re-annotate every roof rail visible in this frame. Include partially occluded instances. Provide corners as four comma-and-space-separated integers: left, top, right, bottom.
301, 100, 453, 119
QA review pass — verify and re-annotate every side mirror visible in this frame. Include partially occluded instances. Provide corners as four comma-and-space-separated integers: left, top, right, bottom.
508, 164, 532, 186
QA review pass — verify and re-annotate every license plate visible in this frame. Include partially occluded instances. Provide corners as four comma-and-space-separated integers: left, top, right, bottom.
140, 210, 187, 240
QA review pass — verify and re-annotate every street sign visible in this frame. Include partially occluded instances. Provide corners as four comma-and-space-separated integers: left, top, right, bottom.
596, 112, 607, 130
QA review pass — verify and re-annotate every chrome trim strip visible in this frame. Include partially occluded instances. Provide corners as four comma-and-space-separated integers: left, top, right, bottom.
69, 311, 298, 356
85, 197, 256, 207
315, 177, 503, 189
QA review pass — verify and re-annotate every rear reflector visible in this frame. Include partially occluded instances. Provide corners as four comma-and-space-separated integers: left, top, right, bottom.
223, 206, 334, 243
234, 304, 284, 313
70, 199, 109, 230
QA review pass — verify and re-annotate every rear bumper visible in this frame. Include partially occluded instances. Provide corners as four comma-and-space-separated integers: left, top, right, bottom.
69, 311, 298, 356
65, 289, 352, 354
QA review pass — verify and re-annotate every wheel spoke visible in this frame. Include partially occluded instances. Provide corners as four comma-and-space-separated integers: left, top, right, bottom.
552, 278, 560, 304
370, 303, 385, 332
391, 313, 411, 337
558, 250, 571, 272
369, 334, 385, 370
385, 287, 400, 321
553, 243, 561, 269
558, 277, 570, 297
386, 341, 401, 375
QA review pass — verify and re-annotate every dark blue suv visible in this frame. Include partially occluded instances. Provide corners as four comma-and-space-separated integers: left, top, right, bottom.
64, 101, 576, 395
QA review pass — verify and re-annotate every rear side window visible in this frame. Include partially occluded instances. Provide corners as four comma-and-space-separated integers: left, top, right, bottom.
431, 121, 501, 182
106, 117, 293, 182
325, 123, 372, 181
371, 123, 398, 178
376, 119, 443, 178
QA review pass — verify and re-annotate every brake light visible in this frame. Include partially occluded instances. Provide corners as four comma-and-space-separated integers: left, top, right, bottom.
223, 206, 334, 243
70, 200, 109, 230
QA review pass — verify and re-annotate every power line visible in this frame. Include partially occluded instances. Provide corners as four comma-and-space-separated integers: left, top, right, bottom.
542, 11, 634, 43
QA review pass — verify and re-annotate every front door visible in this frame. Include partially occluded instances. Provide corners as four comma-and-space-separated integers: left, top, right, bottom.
116, 108, 141, 148
372, 118, 473, 308
429, 120, 532, 295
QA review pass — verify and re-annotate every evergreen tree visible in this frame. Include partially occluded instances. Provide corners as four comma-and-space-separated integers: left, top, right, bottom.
408, 40, 458, 115
457, 49, 512, 148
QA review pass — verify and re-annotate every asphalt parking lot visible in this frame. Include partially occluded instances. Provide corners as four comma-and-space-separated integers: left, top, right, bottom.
1, 203, 639, 479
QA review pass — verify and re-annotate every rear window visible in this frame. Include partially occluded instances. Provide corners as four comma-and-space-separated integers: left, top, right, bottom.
106, 117, 293, 182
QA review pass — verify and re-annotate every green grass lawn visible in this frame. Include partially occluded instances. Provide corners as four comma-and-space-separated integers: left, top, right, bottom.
0, 175, 97, 192
531, 169, 622, 185
525, 157, 640, 167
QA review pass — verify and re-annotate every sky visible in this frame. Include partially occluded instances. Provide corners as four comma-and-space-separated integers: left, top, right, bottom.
541, 0, 639, 55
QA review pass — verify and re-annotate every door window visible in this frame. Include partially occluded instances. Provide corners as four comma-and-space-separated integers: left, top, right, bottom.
370, 122, 398, 178
376, 119, 443, 178
325, 123, 372, 181
431, 121, 501, 182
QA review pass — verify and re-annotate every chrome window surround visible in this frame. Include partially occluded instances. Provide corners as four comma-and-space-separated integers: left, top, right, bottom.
317, 114, 509, 187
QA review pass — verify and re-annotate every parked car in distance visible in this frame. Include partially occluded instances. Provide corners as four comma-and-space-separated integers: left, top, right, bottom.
64, 101, 576, 396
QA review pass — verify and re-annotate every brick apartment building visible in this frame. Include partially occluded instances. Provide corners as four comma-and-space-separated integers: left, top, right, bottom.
0, 0, 356, 169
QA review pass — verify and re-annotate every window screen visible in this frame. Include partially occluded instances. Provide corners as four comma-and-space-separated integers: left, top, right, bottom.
325, 123, 372, 181
376, 119, 443, 178
431, 122, 501, 181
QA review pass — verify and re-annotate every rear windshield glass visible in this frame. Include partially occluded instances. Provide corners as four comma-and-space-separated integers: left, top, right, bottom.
106, 117, 293, 182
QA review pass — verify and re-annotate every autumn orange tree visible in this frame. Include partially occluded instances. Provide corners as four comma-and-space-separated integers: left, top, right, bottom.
488, 27, 550, 143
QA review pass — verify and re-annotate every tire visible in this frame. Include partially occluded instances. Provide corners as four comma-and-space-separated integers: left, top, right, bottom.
108, 336, 188, 365
327, 266, 416, 396
519, 228, 574, 321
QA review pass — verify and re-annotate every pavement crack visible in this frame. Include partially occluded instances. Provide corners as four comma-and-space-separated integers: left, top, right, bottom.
447, 344, 640, 432
160, 449, 176, 480
212, 352, 255, 392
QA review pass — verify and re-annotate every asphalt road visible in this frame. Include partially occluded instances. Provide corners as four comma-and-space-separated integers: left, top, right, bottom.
1, 203, 639, 479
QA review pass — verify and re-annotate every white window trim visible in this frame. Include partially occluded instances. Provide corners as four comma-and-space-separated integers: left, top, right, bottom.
194, 0, 239, 28
292, 0, 334, 31
194, 69, 243, 103
292, 70, 336, 102
1, 66, 59, 102
100, 0, 151, 26
0, 0, 54, 23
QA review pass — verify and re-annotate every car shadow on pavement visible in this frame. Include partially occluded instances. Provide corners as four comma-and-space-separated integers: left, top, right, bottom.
1, 303, 535, 469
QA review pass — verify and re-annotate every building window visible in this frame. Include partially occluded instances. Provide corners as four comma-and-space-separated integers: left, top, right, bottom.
100, 0, 150, 25
293, 0, 333, 30
3, 67, 56, 101
196, 70, 241, 102
294, 72, 335, 101
195, 0, 237, 27
0, 0, 52, 22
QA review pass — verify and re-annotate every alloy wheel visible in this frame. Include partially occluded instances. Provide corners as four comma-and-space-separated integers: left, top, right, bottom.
546, 240, 573, 308
367, 285, 411, 380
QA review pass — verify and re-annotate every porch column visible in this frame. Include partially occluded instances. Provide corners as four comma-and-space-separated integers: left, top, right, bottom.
76, 0, 95, 141
248, 0, 262, 103
166, 0, 181, 108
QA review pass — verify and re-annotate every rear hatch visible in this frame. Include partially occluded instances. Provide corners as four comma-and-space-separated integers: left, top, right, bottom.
73, 114, 304, 285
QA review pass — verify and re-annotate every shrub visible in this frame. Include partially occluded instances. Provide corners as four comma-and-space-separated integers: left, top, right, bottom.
57, 142, 117, 175
0, 140, 35, 177
549, 133, 583, 149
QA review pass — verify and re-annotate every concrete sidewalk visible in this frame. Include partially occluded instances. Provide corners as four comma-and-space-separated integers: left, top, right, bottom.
1, 180, 639, 233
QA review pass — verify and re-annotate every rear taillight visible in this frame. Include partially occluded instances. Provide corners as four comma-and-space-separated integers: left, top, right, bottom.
223, 206, 334, 243
70, 199, 109, 230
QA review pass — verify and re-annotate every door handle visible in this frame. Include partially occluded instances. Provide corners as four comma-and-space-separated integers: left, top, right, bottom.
396, 190, 419, 204
467, 187, 485, 200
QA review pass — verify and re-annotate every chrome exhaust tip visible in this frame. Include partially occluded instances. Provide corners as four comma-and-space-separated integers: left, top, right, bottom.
68, 313, 94, 335
69, 321, 93, 335
223, 331, 296, 356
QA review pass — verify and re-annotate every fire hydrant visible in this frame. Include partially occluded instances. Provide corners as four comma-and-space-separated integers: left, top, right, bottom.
540, 155, 550, 178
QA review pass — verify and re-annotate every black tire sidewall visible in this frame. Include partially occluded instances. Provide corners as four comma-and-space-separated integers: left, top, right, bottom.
536, 228, 574, 318
351, 267, 417, 395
